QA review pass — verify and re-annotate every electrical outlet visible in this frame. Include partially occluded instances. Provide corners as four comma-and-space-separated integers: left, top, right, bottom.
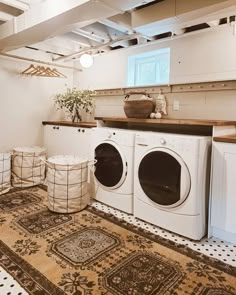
173, 100, 180, 111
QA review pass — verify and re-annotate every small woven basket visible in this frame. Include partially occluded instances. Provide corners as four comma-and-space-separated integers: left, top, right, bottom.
124, 92, 154, 118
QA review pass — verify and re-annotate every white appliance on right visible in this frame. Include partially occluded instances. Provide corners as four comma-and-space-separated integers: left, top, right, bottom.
134, 131, 211, 240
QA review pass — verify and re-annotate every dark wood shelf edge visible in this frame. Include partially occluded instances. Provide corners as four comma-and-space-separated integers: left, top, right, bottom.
95, 117, 236, 127
42, 121, 97, 128
213, 135, 236, 143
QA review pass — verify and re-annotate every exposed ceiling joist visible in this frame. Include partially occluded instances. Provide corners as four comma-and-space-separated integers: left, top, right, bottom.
132, 0, 236, 36
73, 21, 131, 46
18, 0, 31, 4
99, 12, 133, 33
72, 28, 110, 44
54, 32, 141, 62
137, 35, 148, 44
0, 0, 122, 51
0, 0, 29, 11
99, 18, 133, 34
0, 0, 155, 52
0, 11, 12, 21
31, 37, 81, 57
0, 0, 235, 61
97, 0, 157, 12
178, 3, 236, 29
64, 32, 97, 48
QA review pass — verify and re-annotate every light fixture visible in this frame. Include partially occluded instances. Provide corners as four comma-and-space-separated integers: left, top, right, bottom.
79, 53, 93, 68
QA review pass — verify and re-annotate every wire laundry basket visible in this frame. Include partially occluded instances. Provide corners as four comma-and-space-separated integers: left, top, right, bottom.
11, 146, 46, 187
45, 155, 96, 213
0, 153, 11, 195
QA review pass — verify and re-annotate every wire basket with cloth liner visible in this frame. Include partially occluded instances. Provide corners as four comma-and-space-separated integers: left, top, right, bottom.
124, 91, 155, 118
0, 153, 11, 195
44, 155, 96, 213
11, 146, 46, 187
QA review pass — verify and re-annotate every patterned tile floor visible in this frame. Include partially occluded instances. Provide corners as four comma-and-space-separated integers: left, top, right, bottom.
0, 200, 235, 295
0, 267, 27, 295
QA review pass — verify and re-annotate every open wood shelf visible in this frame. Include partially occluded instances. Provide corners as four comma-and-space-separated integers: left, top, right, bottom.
95, 117, 236, 126
42, 121, 96, 128
213, 135, 236, 143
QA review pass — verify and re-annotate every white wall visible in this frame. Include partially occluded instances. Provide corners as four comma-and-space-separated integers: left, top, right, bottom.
94, 84, 236, 120
1, 23, 235, 151
0, 48, 73, 151
75, 24, 236, 89
74, 24, 236, 121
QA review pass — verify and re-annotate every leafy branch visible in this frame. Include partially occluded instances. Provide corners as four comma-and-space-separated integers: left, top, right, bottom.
54, 88, 96, 121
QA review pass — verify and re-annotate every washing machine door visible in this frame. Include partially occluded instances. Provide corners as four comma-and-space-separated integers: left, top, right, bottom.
94, 141, 127, 190
138, 147, 191, 208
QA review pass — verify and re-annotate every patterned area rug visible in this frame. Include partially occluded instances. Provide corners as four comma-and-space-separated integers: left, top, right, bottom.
0, 186, 235, 295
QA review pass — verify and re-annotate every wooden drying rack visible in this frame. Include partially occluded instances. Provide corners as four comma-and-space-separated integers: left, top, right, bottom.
21, 64, 67, 78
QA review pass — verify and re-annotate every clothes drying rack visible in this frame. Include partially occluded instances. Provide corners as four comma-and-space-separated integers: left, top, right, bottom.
21, 64, 67, 78
0, 51, 82, 78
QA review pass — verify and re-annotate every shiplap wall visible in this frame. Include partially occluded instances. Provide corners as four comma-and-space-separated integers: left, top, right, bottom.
75, 24, 236, 121
95, 82, 236, 120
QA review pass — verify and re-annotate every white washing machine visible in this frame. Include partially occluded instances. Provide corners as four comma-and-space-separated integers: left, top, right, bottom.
91, 127, 135, 213
134, 131, 211, 240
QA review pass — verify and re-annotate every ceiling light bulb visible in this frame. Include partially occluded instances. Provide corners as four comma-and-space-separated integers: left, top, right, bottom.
79, 54, 93, 68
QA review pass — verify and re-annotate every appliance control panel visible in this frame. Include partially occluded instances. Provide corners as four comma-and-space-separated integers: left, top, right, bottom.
136, 133, 200, 154
93, 128, 135, 146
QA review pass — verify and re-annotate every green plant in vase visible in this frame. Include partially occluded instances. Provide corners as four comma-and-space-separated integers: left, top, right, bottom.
54, 88, 95, 122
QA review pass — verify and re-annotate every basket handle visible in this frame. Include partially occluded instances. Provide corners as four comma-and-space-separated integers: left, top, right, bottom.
125, 91, 150, 100
87, 159, 97, 166
39, 157, 47, 164
39, 157, 97, 167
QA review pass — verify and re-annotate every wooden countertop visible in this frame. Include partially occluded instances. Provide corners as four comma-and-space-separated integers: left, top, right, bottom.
95, 117, 236, 126
213, 135, 236, 143
42, 121, 97, 128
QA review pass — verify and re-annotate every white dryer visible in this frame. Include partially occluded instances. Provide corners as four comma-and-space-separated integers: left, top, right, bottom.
134, 131, 211, 240
91, 128, 135, 213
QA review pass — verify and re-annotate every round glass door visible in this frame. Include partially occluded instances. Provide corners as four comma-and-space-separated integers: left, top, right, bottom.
94, 142, 127, 189
138, 148, 191, 208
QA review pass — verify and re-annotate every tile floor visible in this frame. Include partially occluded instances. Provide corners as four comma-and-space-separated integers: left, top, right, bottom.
92, 201, 236, 267
0, 200, 235, 295
0, 267, 26, 295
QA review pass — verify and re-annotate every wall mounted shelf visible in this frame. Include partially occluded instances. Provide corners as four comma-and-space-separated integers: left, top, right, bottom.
95, 80, 236, 96
42, 121, 96, 128
213, 134, 236, 143
95, 117, 236, 127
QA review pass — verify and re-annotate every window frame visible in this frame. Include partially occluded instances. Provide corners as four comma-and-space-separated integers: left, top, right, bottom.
127, 47, 170, 87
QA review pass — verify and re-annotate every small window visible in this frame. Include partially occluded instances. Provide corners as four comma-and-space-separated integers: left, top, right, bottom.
127, 48, 170, 86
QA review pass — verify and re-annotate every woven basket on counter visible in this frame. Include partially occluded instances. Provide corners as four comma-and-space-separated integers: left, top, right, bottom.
124, 92, 155, 118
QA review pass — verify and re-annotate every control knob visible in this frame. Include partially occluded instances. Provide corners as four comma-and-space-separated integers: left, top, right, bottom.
107, 131, 113, 139
160, 138, 166, 145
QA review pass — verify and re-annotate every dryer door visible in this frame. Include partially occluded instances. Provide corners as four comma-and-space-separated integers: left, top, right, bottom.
138, 148, 191, 208
94, 141, 127, 190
